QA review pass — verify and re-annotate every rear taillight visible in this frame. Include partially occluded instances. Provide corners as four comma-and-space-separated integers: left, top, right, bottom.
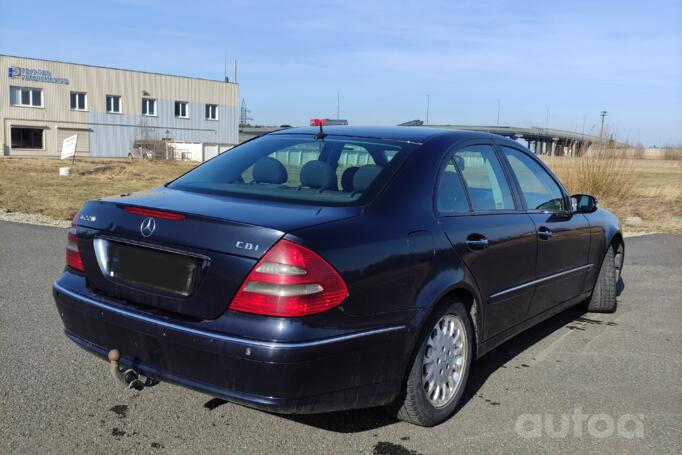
230, 239, 348, 317
66, 213, 84, 272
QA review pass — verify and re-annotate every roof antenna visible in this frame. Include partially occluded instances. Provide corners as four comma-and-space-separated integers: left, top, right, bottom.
312, 119, 327, 140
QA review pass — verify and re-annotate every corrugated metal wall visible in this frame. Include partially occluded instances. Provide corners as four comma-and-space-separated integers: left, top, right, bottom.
1, 55, 239, 157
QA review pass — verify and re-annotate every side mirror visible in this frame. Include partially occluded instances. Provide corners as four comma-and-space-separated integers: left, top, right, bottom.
571, 194, 598, 213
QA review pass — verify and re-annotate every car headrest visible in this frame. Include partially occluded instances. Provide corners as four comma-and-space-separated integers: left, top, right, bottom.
352, 165, 383, 192
252, 157, 287, 184
300, 160, 337, 190
341, 167, 359, 192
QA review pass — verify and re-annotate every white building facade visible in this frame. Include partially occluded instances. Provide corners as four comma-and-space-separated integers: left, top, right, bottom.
1, 55, 239, 159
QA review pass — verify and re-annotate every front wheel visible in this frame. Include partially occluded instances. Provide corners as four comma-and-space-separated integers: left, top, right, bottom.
585, 244, 618, 313
387, 300, 473, 426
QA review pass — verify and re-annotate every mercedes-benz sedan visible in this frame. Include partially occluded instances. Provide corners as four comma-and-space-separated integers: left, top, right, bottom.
53, 126, 623, 426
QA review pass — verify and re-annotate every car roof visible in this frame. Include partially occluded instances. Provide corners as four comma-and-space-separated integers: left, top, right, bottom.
269, 126, 502, 144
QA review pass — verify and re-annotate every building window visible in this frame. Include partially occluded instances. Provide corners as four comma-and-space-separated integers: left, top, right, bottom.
175, 101, 189, 118
70, 92, 87, 111
142, 98, 156, 116
10, 86, 43, 107
106, 95, 121, 114
205, 104, 218, 120
11, 127, 44, 149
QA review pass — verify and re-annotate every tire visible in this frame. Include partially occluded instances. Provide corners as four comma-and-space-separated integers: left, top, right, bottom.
614, 242, 624, 283
585, 244, 618, 313
387, 300, 473, 426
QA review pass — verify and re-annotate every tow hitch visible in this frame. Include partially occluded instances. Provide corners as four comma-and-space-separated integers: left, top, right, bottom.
108, 349, 159, 390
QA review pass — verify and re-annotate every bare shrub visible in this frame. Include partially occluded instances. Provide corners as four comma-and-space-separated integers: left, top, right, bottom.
541, 150, 638, 202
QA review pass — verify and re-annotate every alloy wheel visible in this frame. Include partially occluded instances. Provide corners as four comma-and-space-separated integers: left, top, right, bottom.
422, 314, 467, 408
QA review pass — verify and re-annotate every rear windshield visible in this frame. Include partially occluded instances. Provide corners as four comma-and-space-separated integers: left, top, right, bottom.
168, 134, 417, 206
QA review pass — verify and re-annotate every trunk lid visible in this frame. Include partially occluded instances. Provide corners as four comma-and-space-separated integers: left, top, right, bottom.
75, 187, 359, 319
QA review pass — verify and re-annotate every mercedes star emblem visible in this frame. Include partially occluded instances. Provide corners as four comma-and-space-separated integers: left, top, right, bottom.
140, 217, 156, 237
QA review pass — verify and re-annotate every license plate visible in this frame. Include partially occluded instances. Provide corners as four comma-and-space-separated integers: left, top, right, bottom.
98, 239, 205, 297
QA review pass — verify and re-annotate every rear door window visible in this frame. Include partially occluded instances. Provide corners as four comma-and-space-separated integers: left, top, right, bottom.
454, 145, 515, 211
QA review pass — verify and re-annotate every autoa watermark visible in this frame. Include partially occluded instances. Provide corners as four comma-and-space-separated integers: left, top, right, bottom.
515, 407, 644, 439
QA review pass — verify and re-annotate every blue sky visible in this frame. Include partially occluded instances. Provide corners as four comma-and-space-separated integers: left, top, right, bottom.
1, 0, 680, 145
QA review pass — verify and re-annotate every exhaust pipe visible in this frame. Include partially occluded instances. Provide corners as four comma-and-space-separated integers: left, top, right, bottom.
108, 349, 159, 390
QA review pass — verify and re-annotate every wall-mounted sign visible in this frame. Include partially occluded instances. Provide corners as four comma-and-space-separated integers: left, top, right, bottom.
8, 66, 69, 85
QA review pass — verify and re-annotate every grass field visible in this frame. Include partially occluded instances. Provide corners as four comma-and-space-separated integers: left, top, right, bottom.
0, 158, 196, 223
1, 156, 680, 234
542, 156, 682, 234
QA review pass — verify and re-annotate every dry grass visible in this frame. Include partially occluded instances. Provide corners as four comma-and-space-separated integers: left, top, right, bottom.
0, 158, 197, 221
541, 155, 682, 234
541, 153, 638, 201
1, 156, 681, 234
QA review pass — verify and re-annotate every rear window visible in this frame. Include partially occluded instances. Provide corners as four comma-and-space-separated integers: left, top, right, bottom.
168, 134, 416, 206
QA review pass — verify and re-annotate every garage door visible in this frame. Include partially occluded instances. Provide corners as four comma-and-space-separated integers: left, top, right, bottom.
57, 128, 90, 154
203, 144, 221, 161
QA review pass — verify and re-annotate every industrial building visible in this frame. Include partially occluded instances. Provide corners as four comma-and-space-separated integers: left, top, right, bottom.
1, 55, 239, 160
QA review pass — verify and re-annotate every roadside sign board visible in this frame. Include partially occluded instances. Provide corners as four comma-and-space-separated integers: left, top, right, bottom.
60, 134, 78, 160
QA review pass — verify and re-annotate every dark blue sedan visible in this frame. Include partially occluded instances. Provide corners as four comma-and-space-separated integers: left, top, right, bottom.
53, 126, 623, 426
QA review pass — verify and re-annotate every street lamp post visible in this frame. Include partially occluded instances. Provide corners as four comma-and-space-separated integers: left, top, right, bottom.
599, 110, 607, 153
496, 99, 500, 126
426, 94, 430, 125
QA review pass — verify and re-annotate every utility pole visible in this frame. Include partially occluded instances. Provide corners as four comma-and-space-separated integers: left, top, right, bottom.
496, 99, 500, 126
426, 94, 430, 125
336, 91, 340, 119
599, 110, 607, 152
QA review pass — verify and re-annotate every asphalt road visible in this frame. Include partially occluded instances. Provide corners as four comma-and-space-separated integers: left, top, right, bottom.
1, 221, 680, 454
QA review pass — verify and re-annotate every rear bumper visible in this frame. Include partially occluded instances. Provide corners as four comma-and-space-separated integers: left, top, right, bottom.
53, 278, 408, 414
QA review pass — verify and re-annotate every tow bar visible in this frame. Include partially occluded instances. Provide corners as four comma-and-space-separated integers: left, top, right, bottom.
108, 349, 159, 390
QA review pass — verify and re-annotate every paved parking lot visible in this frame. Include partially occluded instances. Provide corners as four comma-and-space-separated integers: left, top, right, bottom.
1, 221, 680, 454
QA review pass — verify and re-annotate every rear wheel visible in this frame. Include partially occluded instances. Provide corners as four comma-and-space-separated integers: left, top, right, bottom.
388, 300, 473, 426
585, 244, 618, 313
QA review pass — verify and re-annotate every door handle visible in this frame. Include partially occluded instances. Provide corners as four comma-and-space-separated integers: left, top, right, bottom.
465, 234, 489, 251
537, 226, 553, 240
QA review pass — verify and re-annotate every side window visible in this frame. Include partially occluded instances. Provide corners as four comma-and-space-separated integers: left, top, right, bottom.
454, 145, 515, 211
436, 159, 470, 213
501, 146, 566, 212
338, 145, 375, 167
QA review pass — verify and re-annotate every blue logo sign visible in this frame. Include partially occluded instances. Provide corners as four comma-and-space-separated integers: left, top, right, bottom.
7, 66, 68, 84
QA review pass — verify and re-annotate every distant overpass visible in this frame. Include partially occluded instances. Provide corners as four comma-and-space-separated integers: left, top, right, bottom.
240, 124, 608, 156
423, 124, 606, 156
